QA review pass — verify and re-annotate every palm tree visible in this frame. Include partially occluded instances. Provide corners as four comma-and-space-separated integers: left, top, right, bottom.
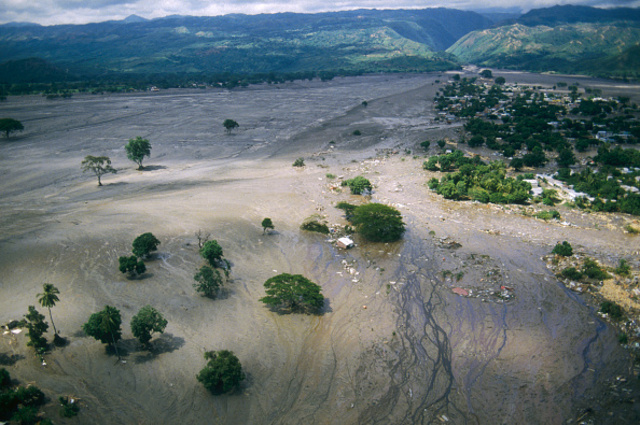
37, 283, 60, 337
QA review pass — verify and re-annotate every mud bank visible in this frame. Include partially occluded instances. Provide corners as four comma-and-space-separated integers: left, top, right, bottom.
0, 72, 638, 424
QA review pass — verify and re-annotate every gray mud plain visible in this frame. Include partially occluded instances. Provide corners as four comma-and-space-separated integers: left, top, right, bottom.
0, 73, 638, 424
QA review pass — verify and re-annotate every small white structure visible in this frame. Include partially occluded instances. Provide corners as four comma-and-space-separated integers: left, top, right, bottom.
336, 237, 354, 249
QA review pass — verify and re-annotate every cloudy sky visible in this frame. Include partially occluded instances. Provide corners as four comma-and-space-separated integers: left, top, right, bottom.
0, 0, 639, 25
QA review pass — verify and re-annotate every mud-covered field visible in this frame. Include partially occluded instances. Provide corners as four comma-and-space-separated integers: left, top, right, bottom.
1, 72, 638, 424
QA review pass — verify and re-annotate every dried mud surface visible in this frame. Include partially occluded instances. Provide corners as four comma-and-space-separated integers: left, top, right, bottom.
0, 73, 638, 424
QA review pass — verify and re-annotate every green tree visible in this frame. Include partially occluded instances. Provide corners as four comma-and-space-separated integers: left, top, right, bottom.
24, 306, 48, 353
119, 255, 146, 277
37, 284, 60, 341
260, 273, 324, 314
81, 155, 116, 186
124, 136, 151, 170
82, 306, 122, 350
0, 118, 24, 138
223, 119, 239, 133
197, 350, 245, 394
350, 203, 405, 242
342, 176, 372, 195
261, 218, 274, 234
556, 148, 576, 168
130, 305, 167, 347
193, 266, 224, 298
494, 76, 506, 85
480, 69, 493, 78
200, 240, 225, 268
132, 232, 160, 258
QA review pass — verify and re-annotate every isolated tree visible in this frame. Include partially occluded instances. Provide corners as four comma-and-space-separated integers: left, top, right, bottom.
223, 119, 239, 133
193, 266, 224, 298
0, 118, 24, 138
350, 203, 405, 242
130, 305, 167, 347
24, 306, 48, 353
260, 273, 324, 314
197, 350, 245, 394
480, 69, 493, 78
495, 76, 506, 85
119, 255, 146, 277
261, 218, 274, 234
132, 232, 160, 258
82, 306, 122, 350
81, 155, 116, 186
200, 240, 225, 268
124, 136, 151, 170
37, 283, 60, 340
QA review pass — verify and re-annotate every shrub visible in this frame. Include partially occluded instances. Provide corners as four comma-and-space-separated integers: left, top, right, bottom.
536, 210, 561, 221
352, 129, 361, 136
582, 258, 610, 280
600, 301, 624, 321
341, 176, 372, 195
552, 241, 573, 257
293, 158, 305, 167
118, 255, 146, 277
614, 259, 631, 276
59, 396, 79, 418
420, 141, 431, 150
560, 267, 583, 280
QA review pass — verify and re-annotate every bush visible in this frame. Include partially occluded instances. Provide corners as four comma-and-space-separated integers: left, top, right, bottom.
600, 301, 624, 321
197, 350, 245, 395
582, 258, 610, 280
260, 273, 324, 314
560, 267, 583, 281
552, 241, 573, 257
59, 396, 79, 418
292, 158, 305, 167
614, 259, 631, 276
536, 210, 561, 221
341, 176, 372, 195
350, 203, 405, 242
420, 141, 431, 150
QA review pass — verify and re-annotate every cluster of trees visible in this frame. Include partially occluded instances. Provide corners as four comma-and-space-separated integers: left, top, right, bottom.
0, 368, 48, 424
426, 154, 532, 204
194, 239, 231, 298
81, 136, 153, 186
83, 304, 167, 352
118, 233, 160, 278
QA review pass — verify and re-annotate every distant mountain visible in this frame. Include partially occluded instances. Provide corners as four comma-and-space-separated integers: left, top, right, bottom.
516, 5, 640, 26
447, 5, 640, 79
121, 15, 148, 24
0, 8, 492, 81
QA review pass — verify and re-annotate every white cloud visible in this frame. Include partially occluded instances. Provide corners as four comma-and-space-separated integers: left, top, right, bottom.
0, 0, 639, 25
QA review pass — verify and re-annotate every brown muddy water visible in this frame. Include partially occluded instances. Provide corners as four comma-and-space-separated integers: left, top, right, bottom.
0, 72, 637, 424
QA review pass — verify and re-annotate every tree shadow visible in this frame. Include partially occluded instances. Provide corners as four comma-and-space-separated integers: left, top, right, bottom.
133, 333, 186, 364
0, 352, 24, 366
125, 272, 153, 281
142, 165, 167, 171
105, 181, 129, 187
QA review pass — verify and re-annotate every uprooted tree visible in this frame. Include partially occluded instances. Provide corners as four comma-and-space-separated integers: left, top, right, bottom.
260, 273, 324, 314
81, 155, 116, 186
